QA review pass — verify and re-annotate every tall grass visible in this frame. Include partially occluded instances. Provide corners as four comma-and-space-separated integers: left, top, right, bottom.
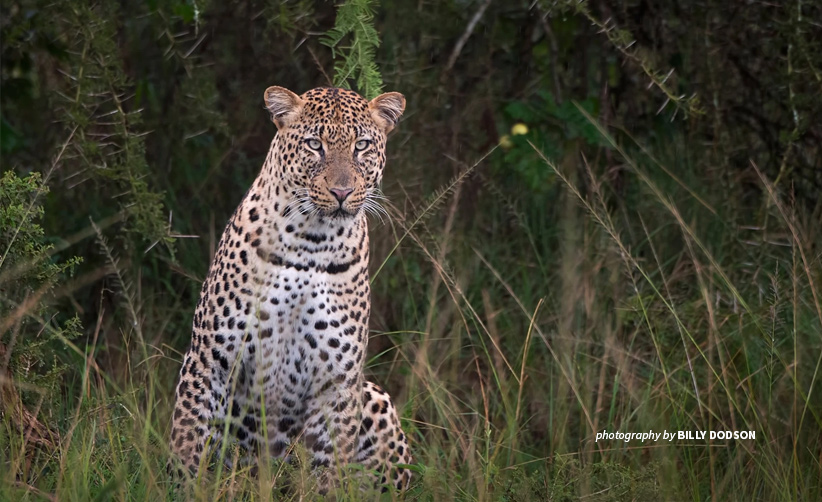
2, 113, 821, 502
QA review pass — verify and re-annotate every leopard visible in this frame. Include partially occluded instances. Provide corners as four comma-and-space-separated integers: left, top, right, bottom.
169, 85, 411, 494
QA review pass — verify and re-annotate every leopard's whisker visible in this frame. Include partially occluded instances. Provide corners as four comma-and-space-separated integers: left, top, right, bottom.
366, 188, 388, 200
363, 199, 388, 224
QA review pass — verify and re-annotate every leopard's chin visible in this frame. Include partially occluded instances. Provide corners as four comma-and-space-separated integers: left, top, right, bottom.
317, 206, 360, 220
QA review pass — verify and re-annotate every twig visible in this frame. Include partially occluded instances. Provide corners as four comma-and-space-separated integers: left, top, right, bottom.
11, 481, 58, 502
537, 8, 562, 101
0, 262, 126, 336
0, 212, 125, 288
307, 45, 334, 87
444, 0, 493, 73
0, 127, 76, 272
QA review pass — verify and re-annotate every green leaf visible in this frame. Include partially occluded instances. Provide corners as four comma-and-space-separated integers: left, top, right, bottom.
321, 0, 384, 99
173, 3, 195, 23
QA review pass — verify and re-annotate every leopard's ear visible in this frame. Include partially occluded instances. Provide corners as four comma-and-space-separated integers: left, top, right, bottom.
264, 86, 304, 129
368, 92, 406, 134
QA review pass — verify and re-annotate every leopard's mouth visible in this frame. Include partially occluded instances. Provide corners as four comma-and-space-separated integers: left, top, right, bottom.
311, 195, 362, 219
286, 190, 361, 220
320, 206, 359, 219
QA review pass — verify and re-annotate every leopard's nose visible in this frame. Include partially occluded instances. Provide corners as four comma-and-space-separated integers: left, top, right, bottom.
329, 187, 354, 204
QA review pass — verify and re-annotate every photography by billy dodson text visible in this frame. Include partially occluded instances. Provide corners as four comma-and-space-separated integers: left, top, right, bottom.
594, 430, 756, 443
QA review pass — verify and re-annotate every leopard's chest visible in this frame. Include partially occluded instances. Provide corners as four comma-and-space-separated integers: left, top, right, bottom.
237, 242, 371, 400
196, 196, 371, 408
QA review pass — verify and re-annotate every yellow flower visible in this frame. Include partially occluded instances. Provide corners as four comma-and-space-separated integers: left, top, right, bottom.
511, 123, 529, 136
499, 135, 513, 149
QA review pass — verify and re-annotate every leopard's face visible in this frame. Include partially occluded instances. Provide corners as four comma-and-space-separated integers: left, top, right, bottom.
265, 87, 405, 221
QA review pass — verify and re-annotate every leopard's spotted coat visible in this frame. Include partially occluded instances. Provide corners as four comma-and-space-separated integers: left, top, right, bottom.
169, 86, 410, 493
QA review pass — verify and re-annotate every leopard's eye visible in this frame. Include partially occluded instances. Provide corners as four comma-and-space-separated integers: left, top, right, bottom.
306, 139, 322, 151
355, 139, 370, 151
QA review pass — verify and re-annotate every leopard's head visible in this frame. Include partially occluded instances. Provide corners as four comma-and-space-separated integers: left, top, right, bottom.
264, 86, 405, 221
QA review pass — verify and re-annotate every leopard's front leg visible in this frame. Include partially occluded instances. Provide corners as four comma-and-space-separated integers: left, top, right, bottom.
169, 347, 227, 478
302, 375, 363, 494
